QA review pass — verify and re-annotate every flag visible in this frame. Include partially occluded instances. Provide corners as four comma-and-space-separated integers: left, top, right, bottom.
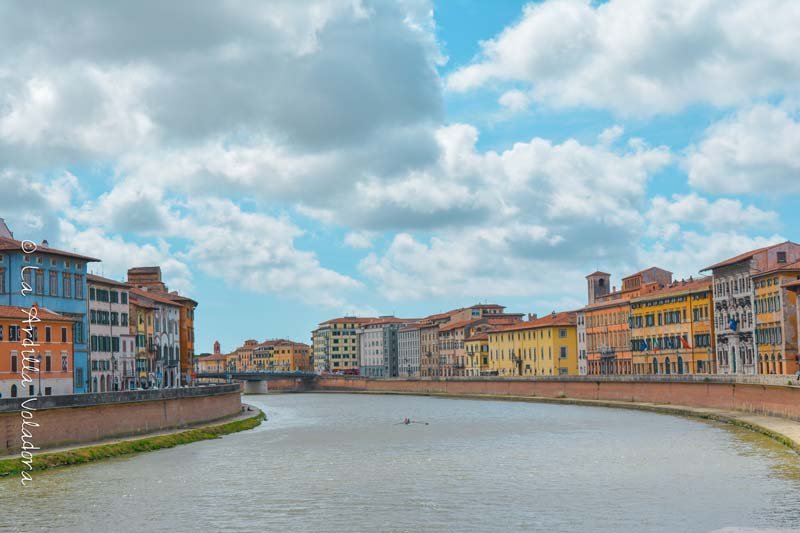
680, 337, 691, 350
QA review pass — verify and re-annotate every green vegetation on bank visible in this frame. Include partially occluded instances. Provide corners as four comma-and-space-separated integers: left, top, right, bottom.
0, 409, 265, 477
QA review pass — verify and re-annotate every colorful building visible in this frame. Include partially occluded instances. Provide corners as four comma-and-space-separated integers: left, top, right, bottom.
129, 288, 182, 388
785, 279, 800, 373
487, 312, 579, 377
272, 340, 312, 372
464, 331, 490, 376
87, 274, 135, 392
629, 277, 715, 375
128, 291, 156, 388
0, 304, 76, 398
753, 261, 800, 374
584, 267, 672, 375
701, 242, 800, 375
312, 317, 375, 374
127, 267, 196, 386
0, 219, 99, 393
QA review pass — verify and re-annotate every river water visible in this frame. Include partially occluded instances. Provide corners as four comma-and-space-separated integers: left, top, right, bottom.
3, 393, 800, 532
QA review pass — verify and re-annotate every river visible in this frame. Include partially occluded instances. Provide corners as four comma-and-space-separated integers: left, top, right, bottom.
2, 393, 800, 532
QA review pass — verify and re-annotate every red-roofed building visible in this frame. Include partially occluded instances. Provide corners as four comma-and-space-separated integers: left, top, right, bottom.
487, 312, 579, 376
0, 304, 77, 398
312, 317, 378, 374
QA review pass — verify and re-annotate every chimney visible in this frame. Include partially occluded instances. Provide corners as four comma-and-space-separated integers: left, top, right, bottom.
41, 239, 49, 247
528, 313, 537, 321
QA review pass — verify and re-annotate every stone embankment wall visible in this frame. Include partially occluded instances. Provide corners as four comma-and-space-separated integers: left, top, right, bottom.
0, 385, 241, 454
314, 376, 800, 421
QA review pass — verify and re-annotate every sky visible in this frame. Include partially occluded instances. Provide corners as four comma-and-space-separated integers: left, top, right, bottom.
0, 0, 798, 353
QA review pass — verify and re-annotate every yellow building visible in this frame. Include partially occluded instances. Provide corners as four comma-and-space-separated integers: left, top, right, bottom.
464, 332, 490, 376
313, 317, 374, 374
629, 277, 715, 375
129, 293, 156, 387
487, 312, 579, 377
754, 261, 800, 375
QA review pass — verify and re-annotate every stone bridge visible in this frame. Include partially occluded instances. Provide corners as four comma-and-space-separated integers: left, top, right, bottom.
195, 371, 318, 393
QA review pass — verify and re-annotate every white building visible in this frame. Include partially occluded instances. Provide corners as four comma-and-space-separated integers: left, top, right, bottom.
577, 311, 588, 375
701, 242, 800, 375
87, 274, 136, 392
358, 317, 413, 378
398, 324, 422, 377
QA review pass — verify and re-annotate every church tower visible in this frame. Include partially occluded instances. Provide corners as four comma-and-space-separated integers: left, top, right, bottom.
586, 271, 611, 304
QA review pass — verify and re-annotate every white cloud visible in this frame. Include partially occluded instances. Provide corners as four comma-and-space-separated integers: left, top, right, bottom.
687, 104, 800, 194
498, 89, 531, 112
447, 0, 800, 115
344, 231, 375, 249
647, 193, 779, 237
644, 231, 787, 279
60, 221, 194, 293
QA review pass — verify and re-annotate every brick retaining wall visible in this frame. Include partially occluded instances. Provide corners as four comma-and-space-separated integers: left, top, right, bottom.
314, 376, 800, 421
0, 385, 241, 454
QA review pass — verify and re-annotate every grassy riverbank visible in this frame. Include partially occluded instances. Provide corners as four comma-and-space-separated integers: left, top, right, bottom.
0, 409, 265, 477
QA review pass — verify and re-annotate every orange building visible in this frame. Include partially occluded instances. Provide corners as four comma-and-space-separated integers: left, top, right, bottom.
0, 304, 75, 398
167, 292, 197, 385
271, 340, 312, 372
584, 267, 672, 375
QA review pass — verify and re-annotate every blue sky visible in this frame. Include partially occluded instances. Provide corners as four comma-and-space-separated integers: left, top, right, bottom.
0, 0, 798, 353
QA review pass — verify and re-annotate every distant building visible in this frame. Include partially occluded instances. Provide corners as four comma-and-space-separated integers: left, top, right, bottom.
398, 323, 422, 377
464, 331, 490, 376
576, 311, 587, 375
358, 317, 415, 378
487, 312, 579, 377
753, 259, 800, 374
701, 242, 800, 375
0, 304, 76, 398
312, 317, 376, 374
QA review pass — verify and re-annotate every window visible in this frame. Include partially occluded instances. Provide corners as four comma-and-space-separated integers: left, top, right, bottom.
49, 270, 58, 296
45, 387, 52, 396
0, 267, 5, 293
63, 273, 72, 298
74, 368, 83, 389
121, 292, 128, 304
45, 326, 51, 343
74, 275, 83, 299
559, 328, 567, 338
560, 347, 568, 359
11, 353, 18, 372
61, 327, 68, 342
778, 251, 787, 264
89, 287, 96, 300
45, 354, 51, 372
110, 291, 119, 303
10, 385, 17, 398
9, 325, 20, 342
35, 269, 44, 295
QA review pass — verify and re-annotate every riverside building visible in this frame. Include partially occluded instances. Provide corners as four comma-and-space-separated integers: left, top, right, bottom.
398, 323, 422, 377
584, 267, 672, 375
487, 312, 579, 377
313, 317, 375, 374
0, 304, 76, 398
752, 260, 800, 374
0, 219, 98, 393
629, 277, 715, 375
87, 274, 135, 391
701, 242, 800, 375
358, 317, 415, 378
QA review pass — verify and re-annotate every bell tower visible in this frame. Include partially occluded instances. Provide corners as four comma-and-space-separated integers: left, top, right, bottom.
586, 271, 611, 304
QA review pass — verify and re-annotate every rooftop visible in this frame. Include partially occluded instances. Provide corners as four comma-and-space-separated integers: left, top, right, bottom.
0, 304, 76, 321
491, 311, 577, 332
0, 236, 100, 262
